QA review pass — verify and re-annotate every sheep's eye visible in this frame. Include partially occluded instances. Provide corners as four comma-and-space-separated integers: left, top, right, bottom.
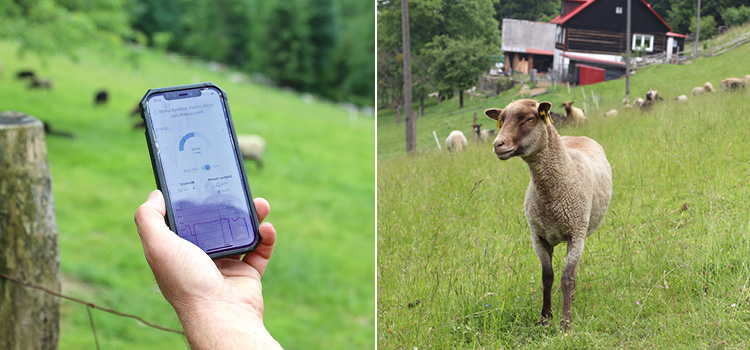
525, 118, 535, 123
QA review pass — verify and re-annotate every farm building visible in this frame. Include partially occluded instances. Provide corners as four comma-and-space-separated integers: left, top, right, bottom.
551, 0, 686, 84
501, 19, 557, 75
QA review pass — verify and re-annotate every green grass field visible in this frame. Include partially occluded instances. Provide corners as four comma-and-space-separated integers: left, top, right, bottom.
378, 41, 750, 348
1, 40, 374, 349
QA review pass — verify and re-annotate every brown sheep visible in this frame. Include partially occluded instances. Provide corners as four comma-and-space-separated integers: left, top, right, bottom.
485, 99, 612, 331
560, 101, 586, 124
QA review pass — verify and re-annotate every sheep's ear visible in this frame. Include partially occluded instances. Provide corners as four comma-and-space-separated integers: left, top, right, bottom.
484, 108, 502, 121
538, 101, 553, 125
538, 101, 552, 116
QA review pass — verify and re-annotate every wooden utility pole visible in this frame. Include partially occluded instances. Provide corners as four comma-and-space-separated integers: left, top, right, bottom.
0, 111, 61, 350
693, 0, 701, 59
402, 0, 416, 153
625, 0, 631, 101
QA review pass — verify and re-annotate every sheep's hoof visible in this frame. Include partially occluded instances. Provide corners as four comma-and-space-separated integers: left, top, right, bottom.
540, 312, 553, 326
560, 318, 572, 332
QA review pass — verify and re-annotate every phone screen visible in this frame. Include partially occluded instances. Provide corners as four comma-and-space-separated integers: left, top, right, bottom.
145, 86, 258, 255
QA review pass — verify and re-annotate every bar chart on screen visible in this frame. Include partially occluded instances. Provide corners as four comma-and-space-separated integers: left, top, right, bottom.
174, 200, 252, 251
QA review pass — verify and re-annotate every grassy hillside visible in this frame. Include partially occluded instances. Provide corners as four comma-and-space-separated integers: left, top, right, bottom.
378, 44, 750, 347
0, 40, 374, 349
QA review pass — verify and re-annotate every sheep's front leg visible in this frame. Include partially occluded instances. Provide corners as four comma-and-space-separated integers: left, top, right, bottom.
532, 235, 554, 326
561, 237, 585, 332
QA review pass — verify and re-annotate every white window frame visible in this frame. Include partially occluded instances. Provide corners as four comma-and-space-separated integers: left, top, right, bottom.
632, 34, 654, 52
615, 6, 623, 14
556, 26, 565, 45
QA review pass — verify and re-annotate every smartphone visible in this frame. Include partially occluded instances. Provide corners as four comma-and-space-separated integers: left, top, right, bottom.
140, 82, 261, 259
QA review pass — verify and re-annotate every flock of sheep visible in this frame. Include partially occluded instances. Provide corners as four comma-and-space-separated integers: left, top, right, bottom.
445, 74, 750, 153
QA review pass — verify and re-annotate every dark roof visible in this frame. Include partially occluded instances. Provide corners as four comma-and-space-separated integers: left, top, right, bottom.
551, 0, 673, 32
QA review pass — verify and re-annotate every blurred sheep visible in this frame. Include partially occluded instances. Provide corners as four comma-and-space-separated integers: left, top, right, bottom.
692, 82, 715, 95
237, 134, 266, 169
445, 130, 468, 152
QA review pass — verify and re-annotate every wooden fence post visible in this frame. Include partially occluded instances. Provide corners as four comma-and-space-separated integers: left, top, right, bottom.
0, 111, 61, 350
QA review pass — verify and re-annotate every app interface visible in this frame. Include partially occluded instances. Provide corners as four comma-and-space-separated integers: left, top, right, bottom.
147, 87, 256, 253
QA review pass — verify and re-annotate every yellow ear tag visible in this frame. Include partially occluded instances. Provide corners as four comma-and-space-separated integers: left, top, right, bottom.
542, 110, 553, 125
496, 119, 503, 130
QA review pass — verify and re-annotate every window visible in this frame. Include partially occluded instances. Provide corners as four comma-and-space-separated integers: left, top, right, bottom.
615, 6, 623, 14
632, 34, 654, 52
556, 26, 565, 45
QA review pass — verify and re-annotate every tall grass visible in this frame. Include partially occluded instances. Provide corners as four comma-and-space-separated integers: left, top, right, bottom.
378, 48, 750, 348
0, 40, 374, 349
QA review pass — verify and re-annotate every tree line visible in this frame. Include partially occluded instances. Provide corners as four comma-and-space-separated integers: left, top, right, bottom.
0, 0, 374, 106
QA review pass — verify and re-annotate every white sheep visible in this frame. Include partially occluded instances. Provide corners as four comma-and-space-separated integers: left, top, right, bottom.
603, 109, 618, 117
675, 94, 688, 102
721, 77, 746, 91
633, 97, 645, 107
236, 134, 266, 169
445, 130, 468, 152
560, 101, 586, 124
692, 82, 716, 95
485, 99, 612, 331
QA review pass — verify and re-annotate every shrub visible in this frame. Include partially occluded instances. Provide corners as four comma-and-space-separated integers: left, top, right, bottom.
722, 6, 750, 27
689, 15, 718, 40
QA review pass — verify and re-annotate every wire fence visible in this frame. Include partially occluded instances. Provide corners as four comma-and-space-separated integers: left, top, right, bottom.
0, 272, 184, 350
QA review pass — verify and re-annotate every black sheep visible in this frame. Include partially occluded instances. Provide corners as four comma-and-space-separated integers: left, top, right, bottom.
16, 70, 35, 80
95, 90, 108, 105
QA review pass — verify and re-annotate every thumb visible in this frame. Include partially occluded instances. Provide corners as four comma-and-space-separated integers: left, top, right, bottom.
134, 190, 181, 260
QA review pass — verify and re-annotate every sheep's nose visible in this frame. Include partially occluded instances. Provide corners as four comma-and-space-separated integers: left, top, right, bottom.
494, 140, 505, 149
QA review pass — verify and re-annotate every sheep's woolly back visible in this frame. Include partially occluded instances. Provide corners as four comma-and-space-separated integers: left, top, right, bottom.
522, 124, 612, 245
692, 82, 715, 95
445, 130, 468, 152
237, 134, 267, 167
721, 78, 746, 91
561, 102, 586, 125
568, 106, 586, 124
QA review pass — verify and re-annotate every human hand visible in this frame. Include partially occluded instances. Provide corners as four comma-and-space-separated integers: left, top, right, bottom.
134, 190, 281, 349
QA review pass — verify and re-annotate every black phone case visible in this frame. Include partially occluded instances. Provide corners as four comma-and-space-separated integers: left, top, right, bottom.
139, 82, 261, 259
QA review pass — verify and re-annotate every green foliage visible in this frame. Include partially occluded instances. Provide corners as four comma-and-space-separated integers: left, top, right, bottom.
0, 0, 133, 60
493, 0, 559, 26
377, 0, 499, 110
151, 31, 171, 52
422, 36, 493, 100
0, 39, 374, 349
666, 0, 729, 34
690, 15, 718, 39
722, 5, 750, 26
250, 0, 315, 91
